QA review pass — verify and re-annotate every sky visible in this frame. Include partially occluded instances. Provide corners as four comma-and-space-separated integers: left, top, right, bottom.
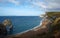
0, 0, 60, 16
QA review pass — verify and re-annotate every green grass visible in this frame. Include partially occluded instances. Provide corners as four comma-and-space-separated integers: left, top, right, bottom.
46, 12, 60, 17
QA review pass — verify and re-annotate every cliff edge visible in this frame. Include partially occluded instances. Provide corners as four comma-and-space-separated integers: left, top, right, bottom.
6, 12, 60, 38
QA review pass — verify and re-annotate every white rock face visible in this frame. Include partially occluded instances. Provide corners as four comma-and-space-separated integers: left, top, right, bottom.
2, 19, 13, 31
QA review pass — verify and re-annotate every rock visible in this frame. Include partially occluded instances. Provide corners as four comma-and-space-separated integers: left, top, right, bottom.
5, 12, 60, 38
0, 23, 7, 38
3, 19, 13, 31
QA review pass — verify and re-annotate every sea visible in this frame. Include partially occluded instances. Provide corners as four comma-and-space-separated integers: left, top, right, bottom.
0, 16, 42, 35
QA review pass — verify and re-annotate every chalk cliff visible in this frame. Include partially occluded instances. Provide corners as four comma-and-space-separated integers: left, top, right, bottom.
6, 12, 60, 38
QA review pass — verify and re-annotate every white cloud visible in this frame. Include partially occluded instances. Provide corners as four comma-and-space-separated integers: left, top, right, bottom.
13, 0, 60, 11
45, 0, 60, 8
8, 0, 20, 5
0, 0, 60, 11
31, 0, 47, 8
32, 1, 47, 8
43, 0, 60, 11
0, 0, 20, 5
30, 0, 60, 11
29, 0, 60, 10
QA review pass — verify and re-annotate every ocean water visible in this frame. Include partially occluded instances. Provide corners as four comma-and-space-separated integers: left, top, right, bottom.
0, 16, 42, 35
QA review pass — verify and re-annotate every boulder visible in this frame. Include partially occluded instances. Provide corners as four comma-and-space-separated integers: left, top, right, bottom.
0, 24, 7, 38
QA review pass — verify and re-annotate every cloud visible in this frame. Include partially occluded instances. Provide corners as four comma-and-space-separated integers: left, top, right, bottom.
30, 0, 60, 11
42, 0, 60, 11
0, 0, 60, 11
44, 0, 60, 8
0, 0, 46, 8
0, 0, 20, 5
8, 0, 20, 5
29, 0, 60, 10
32, 1, 47, 8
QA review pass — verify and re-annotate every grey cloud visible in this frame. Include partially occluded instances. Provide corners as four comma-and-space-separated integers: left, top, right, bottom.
45, 0, 60, 8
0, 0, 60, 10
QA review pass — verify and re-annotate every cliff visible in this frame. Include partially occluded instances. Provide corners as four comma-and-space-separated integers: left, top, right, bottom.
5, 12, 60, 38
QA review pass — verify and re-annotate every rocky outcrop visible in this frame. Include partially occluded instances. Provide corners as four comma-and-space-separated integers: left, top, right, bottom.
0, 24, 7, 38
3, 19, 13, 31
5, 12, 60, 38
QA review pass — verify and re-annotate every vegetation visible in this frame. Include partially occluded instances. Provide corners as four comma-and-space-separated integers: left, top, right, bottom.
46, 12, 60, 25
31, 12, 60, 38
46, 12, 60, 17
5, 12, 60, 38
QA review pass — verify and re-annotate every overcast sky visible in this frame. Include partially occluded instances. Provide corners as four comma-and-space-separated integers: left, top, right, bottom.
0, 0, 60, 16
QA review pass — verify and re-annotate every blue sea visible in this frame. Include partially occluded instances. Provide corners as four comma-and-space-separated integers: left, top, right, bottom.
0, 16, 42, 35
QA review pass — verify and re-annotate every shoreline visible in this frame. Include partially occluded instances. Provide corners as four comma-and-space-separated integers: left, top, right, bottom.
6, 19, 43, 37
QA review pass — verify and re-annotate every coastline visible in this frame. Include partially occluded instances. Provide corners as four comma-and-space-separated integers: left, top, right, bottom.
5, 16, 47, 38
32, 19, 43, 31
12, 18, 43, 35
6, 18, 43, 38
5, 12, 60, 38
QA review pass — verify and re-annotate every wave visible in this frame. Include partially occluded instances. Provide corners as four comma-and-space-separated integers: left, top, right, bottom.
32, 19, 44, 31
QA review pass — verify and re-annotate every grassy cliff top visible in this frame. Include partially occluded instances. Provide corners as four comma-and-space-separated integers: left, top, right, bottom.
46, 12, 60, 17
